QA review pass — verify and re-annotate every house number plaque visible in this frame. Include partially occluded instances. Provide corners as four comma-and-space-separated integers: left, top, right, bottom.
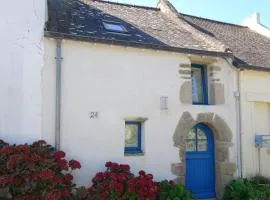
89, 112, 98, 119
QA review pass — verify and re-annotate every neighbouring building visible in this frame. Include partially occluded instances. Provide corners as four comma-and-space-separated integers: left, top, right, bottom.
240, 71, 270, 177
1, 0, 270, 199
242, 12, 270, 38
0, 0, 46, 144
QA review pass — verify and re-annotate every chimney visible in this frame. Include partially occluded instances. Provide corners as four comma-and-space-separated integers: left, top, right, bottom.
242, 12, 270, 38
252, 12, 261, 24
157, 0, 179, 21
243, 12, 261, 25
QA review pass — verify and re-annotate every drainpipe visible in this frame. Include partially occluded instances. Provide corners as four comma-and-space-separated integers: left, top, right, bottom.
55, 39, 62, 151
235, 69, 243, 178
225, 57, 243, 177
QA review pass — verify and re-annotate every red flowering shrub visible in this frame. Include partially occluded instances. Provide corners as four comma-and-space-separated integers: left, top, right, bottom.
0, 140, 192, 200
69, 159, 82, 170
0, 139, 81, 200
88, 162, 159, 200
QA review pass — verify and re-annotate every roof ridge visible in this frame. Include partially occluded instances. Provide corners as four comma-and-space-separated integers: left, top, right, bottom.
181, 13, 247, 28
86, 0, 160, 11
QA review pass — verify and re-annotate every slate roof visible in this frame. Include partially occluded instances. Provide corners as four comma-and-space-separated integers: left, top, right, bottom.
182, 14, 270, 70
46, 0, 230, 56
46, 0, 270, 70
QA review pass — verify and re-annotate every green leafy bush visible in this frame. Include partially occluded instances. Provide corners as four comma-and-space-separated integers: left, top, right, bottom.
157, 180, 194, 200
251, 175, 270, 185
223, 177, 270, 200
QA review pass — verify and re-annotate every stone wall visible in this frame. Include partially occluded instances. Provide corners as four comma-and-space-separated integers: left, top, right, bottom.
179, 64, 192, 104
208, 66, 225, 105
179, 63, 226, 105
172, 112, 236, 199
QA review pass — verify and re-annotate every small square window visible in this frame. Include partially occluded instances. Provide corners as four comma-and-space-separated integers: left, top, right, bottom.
125, 121, 142, 154
103, 21, 127, 33
191, 64, 208, 105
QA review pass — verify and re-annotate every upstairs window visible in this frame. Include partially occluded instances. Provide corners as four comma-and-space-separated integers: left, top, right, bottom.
125, 121, 142, 154
103, 21, 127, 33
191, 64, 208, 105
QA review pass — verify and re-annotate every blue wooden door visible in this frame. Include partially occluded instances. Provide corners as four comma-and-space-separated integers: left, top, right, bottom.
185, 123, 215, 199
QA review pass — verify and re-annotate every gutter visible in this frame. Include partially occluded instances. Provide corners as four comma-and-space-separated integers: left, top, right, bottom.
44, 31, 233, 58
237, 64, 270, 72
45, 32, 270, 72
55, 39, 62, 151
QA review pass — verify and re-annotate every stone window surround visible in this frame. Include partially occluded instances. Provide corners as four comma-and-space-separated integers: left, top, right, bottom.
179, 63, 225, 105
172, 112, 236, 199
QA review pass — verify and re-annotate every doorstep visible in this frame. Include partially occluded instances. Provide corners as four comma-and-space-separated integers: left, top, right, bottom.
200, 199, 216, 200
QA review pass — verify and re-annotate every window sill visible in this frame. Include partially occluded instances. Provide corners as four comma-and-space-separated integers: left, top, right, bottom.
124, 152, 144, 156
124, 117, 148, 122
192, 103, 212, 106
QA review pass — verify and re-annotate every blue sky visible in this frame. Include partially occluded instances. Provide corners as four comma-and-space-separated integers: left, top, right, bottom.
110, 0, 270, 27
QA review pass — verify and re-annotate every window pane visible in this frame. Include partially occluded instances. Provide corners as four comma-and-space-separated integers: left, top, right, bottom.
125, 124, 138, 148
197, 140, 208, 151
192, 67, 204, 104
197, 128, 207, 139
186, 140, 196, 152
103, 22, 126, 32
188, 129, 196, 139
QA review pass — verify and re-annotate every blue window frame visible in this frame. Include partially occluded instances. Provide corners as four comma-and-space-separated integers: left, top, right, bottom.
191, 64, 208, 105
186, 127, 208, 152
124, 121, 142, 154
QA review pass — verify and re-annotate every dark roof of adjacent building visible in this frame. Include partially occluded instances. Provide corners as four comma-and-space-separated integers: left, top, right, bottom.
182, 14, 270, 70
46, 0, 270, 71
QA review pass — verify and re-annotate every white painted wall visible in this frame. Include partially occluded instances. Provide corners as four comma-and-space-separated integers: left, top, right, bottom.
0, 1, 45, 144
240, 71, 270, 177
43, 38, 237, 185
254, 103, 270, 177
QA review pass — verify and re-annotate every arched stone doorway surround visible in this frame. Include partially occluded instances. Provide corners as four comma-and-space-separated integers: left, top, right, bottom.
171, 112, 236, 198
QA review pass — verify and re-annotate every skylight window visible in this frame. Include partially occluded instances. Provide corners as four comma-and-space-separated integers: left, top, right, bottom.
103, 21, 127, 33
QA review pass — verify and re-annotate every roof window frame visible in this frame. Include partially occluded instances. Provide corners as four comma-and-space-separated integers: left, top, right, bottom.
102, 20, 128, 33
